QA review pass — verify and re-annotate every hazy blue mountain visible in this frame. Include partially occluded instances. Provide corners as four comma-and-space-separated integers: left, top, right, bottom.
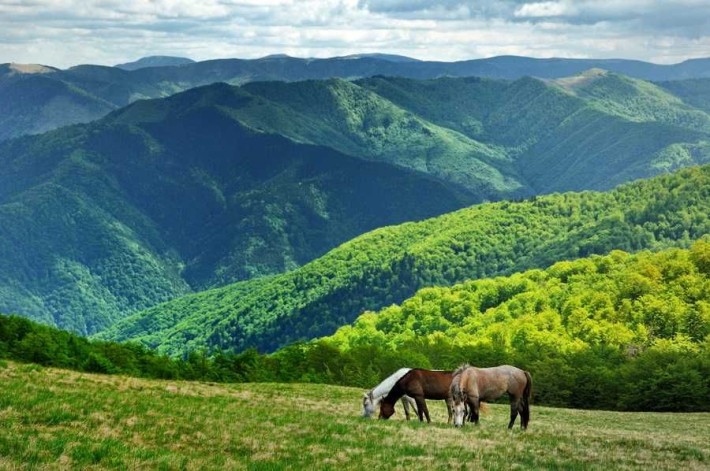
4, 54, 710, 141
115, 56, 195, 71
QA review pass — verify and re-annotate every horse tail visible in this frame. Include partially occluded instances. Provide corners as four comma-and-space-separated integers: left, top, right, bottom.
521, 370, 532, 428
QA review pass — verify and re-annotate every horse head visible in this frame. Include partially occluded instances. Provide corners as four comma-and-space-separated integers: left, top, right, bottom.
452, 389, 467, 427
450, 367, 469, 427
362, 392, 375, 418
378, 400, 395, 419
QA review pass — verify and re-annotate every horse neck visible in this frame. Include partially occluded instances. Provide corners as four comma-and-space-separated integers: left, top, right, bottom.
382, 381, 406, 406
461, 368, 477, 394
370, 368, 411, 402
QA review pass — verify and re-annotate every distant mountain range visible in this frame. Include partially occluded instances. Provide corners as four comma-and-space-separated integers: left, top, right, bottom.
2, 71, 710, 336
3, 54, 710, 141
114, 56, 195, 71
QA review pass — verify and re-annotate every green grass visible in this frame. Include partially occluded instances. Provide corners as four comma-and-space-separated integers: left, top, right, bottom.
1, 362, 708, 470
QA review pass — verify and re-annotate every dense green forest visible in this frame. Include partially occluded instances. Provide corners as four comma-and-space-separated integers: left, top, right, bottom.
0, 87, 476, 333
0, 313, 217, 380
316, 242, 710, 411
4, 73, 710, 335
4, 242, 709, 412
99, 165, 710, 355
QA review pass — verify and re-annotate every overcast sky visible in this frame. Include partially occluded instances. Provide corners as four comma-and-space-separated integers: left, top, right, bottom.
2, 0, 710, 68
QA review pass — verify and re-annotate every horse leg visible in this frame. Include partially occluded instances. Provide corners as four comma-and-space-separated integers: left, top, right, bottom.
469, 396, 480, 424
403, 396, 418, 421
414, 396, 431, 423
508, 397, 520, 429
446, 397, 453, 425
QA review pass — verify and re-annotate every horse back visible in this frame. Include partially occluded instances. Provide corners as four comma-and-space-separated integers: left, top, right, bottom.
404, 369, 453, 400
478, 365, 527, 399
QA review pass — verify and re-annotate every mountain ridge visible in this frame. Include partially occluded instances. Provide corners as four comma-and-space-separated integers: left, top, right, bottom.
4, 54, 710, 141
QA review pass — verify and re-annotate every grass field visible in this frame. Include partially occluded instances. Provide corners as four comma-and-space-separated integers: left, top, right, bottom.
0, 361, 709, 470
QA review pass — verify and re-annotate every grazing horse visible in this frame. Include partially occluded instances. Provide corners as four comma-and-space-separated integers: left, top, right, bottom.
362, 368, 418, 419
450, 364, 532, 429
379, 369, 454, 423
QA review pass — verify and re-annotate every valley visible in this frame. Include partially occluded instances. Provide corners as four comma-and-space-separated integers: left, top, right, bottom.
3, 71, 710, 337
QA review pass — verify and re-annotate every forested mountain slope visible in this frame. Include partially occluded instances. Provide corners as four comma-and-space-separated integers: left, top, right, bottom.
98, 165, 710, 355
4, 73, 710, 335
0, 90, 473, 334
312, 242, 710, 410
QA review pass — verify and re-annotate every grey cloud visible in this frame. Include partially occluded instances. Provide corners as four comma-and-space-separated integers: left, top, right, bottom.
359, 0, 710, 37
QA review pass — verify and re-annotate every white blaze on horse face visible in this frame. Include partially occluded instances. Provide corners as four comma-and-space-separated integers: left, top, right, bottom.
453, 400, 466, 427
362, 394, 374, 417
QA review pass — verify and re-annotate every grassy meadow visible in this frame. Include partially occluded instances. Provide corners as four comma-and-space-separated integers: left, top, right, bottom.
1, 361, 709, 470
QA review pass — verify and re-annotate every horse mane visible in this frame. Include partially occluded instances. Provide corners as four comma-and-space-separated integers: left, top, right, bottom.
452, 363, 471, 377
369, 368, 412, 402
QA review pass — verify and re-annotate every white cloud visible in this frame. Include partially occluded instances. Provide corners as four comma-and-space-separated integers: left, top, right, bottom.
0, 0, 709, 67
515, 2, 572, 18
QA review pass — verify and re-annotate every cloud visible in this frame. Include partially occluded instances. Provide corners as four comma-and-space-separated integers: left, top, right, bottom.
0, 0, 709, 68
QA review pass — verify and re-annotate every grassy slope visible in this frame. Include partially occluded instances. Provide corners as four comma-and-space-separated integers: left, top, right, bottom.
98, 166, 710, 354
0, 361, 708, 470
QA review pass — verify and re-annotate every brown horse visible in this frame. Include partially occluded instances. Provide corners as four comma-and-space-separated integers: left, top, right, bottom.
379, 369, 454, 423
450, 364, 532, 429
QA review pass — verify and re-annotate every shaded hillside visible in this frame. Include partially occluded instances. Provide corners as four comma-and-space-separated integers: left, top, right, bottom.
0, 88, 475, 334
0, 74, 114, 141
660, 78, 710, 114
357, 74, 710, 193
98, 166, 710, 355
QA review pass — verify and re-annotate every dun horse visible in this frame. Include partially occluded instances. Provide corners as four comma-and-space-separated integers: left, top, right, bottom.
450, 364, 532, 429
362, 368, 418, 419
379, 369, 454, 423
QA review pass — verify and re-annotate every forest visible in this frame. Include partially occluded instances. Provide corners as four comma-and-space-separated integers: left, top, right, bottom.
3, 241, 709, 412
100, 165, 710, 355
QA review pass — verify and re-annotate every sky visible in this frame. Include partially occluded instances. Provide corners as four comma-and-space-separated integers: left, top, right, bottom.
2, 0, 710, 69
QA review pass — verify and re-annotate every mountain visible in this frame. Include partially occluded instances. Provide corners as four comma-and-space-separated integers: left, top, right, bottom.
0, 82, 480, 334
4, 72, 710, 335
0, 74, 115, 141
659, 78, 710, 114
356, 73, 710, 193
4, 54, 710, 141
336, 53, 420, 63
115, 56, 195, 71
96, 165, 710, 355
